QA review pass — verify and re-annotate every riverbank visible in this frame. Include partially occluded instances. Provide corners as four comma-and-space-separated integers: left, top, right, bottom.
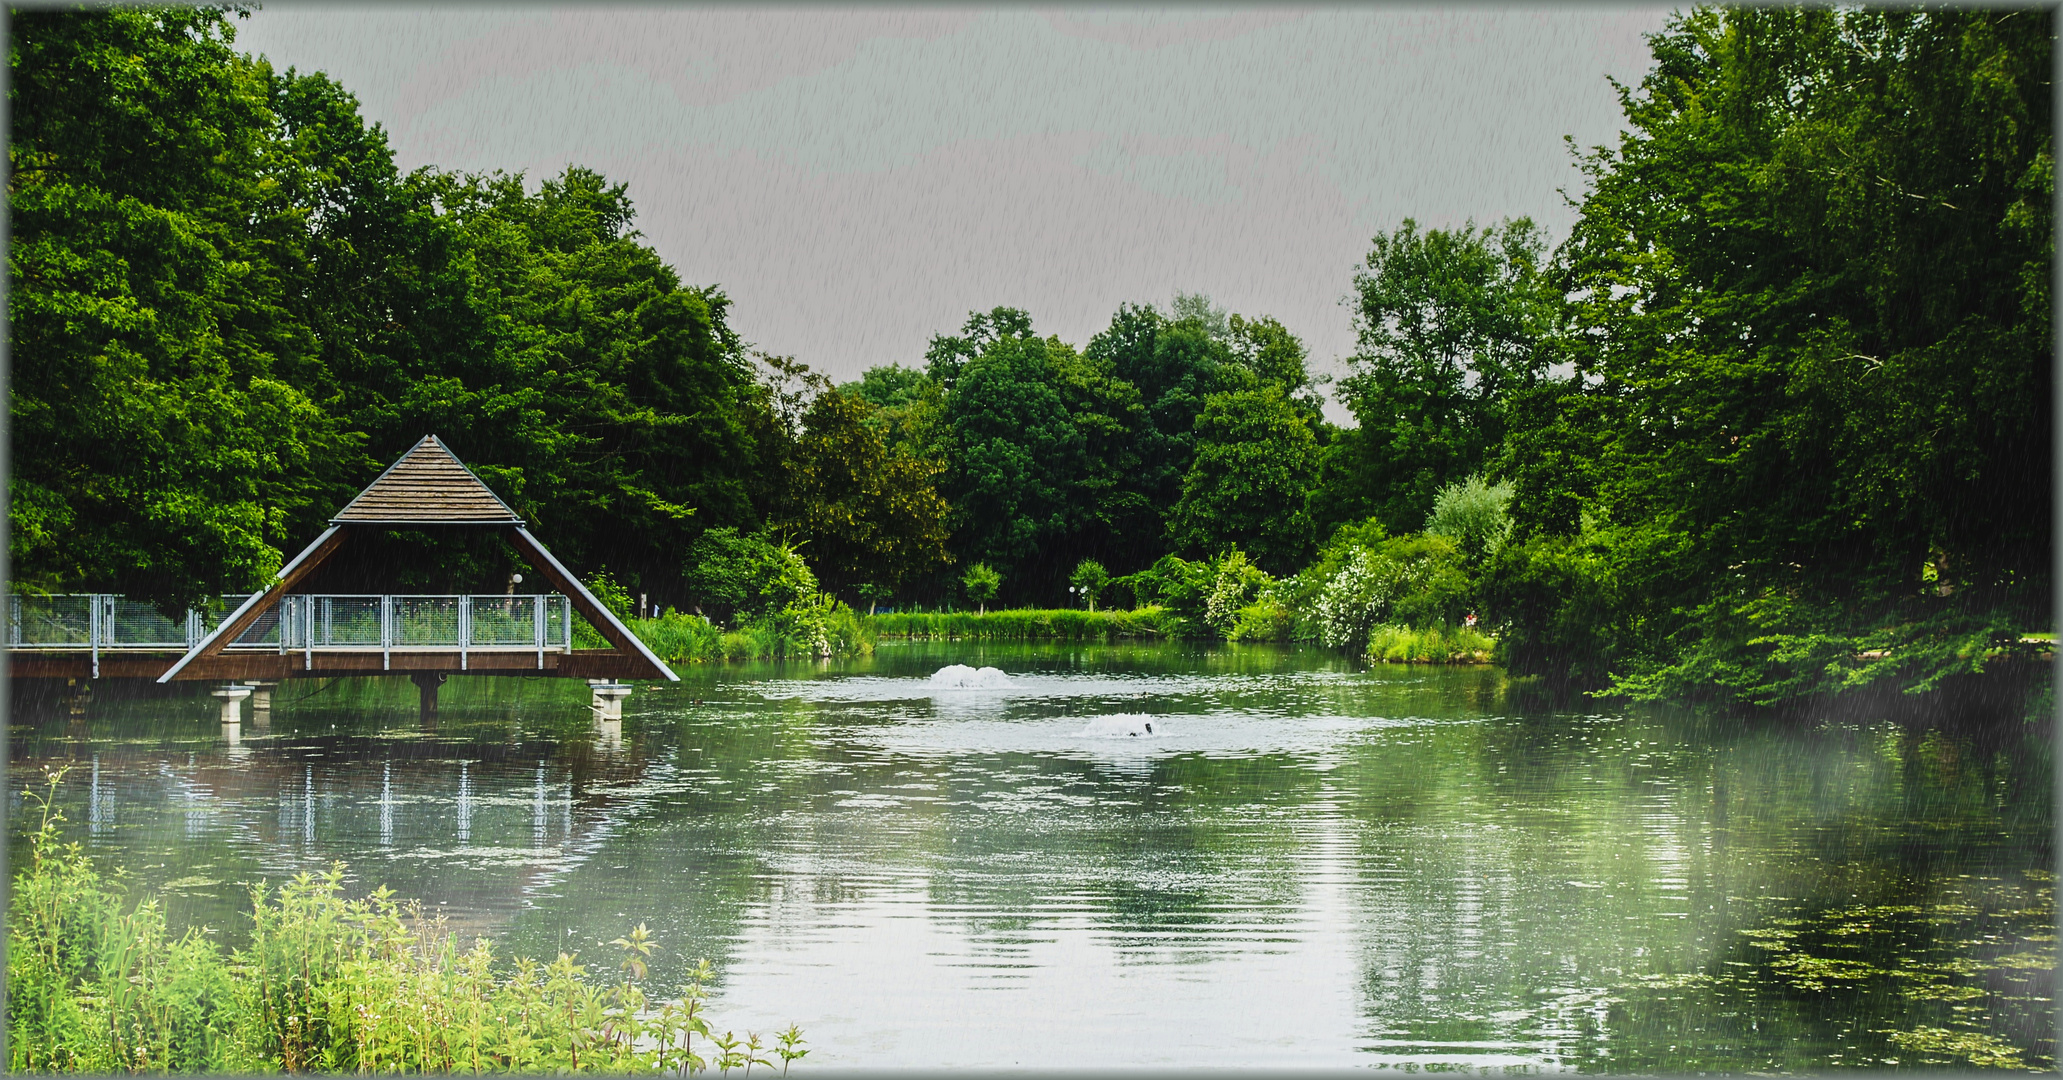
866, 607, 1182, 642
861, 607, 1496, 664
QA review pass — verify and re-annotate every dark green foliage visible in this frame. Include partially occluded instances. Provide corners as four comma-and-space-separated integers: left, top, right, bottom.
775, 386, 950, 600
1323, 218, 1554, 536
8, 7, 361, 610
1478, 531, 1627, 690
937, 320, 1089, 593
680, 528, 816, 625
1168, 385, 1319, 573
1534, 7, 2053, 702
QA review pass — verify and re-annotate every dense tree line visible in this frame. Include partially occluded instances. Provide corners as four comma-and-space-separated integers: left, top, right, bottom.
11, 6, 2049, 706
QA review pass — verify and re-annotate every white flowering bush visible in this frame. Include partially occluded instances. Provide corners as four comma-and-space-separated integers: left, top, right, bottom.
1290, 523, 1472, 652
1202, 551, 1272, 636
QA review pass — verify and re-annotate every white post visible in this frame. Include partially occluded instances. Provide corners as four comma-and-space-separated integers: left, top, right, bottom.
90, 594, 102, 678
382, 595, 392, 671
459, 595, 469, 672
304, 595, 314, 670
534, 594, 545, 669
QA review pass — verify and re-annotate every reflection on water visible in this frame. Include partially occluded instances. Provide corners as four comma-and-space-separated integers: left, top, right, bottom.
7, 643, 2053, 1070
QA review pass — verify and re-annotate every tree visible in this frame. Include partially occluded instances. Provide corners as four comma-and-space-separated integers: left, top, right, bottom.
1424, 473, 1514, 572
1083, 301, 1240, 549
938, 315, 1089, 595
1167, 386, 1319, 573
1322, 218, 1554, 537
1522, 6, 2052, 701
776, 381, 951, 600
1069, 559, 1110, 611
961, 562, 1001, 615
8, 6, 361, 610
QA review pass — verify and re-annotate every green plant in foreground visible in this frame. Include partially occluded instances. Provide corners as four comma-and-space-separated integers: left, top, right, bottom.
8, 768, 801, 1075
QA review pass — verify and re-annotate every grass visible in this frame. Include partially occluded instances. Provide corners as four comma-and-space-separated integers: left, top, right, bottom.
866, 606, 1182, 641
1363, 623, 1496, 664
9, 768, 806, 1075
590, 606, 875, 664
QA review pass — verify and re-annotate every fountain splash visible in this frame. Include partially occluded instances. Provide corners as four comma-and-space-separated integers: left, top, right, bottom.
928, 664, 1017, 689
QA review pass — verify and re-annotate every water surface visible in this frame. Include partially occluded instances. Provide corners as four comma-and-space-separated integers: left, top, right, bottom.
9, 643, 2052, 1070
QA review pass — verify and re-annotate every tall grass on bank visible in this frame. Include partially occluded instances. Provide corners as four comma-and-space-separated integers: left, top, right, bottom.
617, 606, 874, 664
1363, 623, 1495, 664
867, 606, 1182, 641
9, 769, 806, 1075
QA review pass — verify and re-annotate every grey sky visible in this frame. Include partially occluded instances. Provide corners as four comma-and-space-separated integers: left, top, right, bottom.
232, 7, 1674, 410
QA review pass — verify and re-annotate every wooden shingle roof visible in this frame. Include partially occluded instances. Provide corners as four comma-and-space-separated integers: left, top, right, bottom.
330, 435, 523, 525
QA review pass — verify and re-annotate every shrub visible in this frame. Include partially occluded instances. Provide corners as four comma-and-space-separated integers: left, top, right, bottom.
1364, 623, 1495, 664
682, 528, 818, 626
1289, 525, 1470, 652
1478, 531, 1624, 689
1424, 473, 1515, 570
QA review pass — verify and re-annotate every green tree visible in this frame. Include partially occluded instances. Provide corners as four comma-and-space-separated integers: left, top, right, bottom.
363, 167, 765, 603
1167, 386, 1319, 573
1069, 559, 1110, 611
938, 314, 1088, 595
961, 562, 1001, 615
776, 380, 951, 600
8, 6, 362, 609
1526, 7, 2052, 701
1321, 218, 1554, 537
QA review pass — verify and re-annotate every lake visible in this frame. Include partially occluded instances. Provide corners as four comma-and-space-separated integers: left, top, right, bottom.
8, 642, 2053, 1070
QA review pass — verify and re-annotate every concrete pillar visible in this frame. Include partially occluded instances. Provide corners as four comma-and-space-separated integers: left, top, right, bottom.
210, 684, 252, 726
588, 681, 632, 720
410, 672, 448, 722
247, 681, 277, 733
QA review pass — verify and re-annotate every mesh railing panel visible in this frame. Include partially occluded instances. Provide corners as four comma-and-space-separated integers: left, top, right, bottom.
9, 593, 574, 650
11, 595, 92, 646
315, 596, 383, 646
393, 597, 460, 646
469, 596, 541, 645
231, 606, 282, 646
107, 599, 187, 647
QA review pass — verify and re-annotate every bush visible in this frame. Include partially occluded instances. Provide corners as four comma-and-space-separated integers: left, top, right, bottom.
1478, 531, 1624, 689
1286, 523, 1470, 652
632, 599, 873, 663
682, 528, 818, 626
1424, 473, 1514, 570
1227, 595, 1295, 642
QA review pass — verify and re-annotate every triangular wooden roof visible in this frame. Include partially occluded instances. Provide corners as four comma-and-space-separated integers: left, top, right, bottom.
331, 435, 522, 525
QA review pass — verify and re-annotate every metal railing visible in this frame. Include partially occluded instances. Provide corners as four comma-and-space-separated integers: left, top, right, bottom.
10, 593, 576, 674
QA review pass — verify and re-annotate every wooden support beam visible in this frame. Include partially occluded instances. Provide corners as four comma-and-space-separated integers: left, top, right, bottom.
158, 527, 349, 682
504, 527, 677, 681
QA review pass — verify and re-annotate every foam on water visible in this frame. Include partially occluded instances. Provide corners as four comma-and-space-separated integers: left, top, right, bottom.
928, 664, 1017, 689
1078, 714, 1160, 738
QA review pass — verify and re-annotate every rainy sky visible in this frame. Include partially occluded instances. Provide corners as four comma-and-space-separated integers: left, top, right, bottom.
231, 7, 1676, 402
